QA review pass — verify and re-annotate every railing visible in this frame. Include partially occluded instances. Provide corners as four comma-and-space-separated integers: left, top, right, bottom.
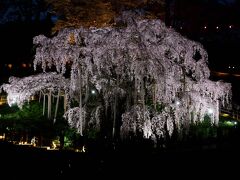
220, 104, 240, 120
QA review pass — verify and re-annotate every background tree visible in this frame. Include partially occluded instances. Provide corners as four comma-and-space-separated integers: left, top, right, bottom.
45, 0, 166, 33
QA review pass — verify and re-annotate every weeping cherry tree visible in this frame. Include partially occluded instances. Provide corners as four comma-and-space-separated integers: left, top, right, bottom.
1, 11, 231, 143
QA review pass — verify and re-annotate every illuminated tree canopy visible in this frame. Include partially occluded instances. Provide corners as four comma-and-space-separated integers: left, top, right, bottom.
1, 11, 231, 142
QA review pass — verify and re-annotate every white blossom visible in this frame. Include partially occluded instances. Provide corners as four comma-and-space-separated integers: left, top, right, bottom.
1, 72, 69, 108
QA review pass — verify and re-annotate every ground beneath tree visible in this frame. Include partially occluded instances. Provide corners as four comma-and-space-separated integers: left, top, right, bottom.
0, 139, 239, 179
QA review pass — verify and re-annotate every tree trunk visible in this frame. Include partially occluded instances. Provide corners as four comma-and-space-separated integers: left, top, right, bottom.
64, 94, 67, 113
134, 77, 138, 105
54, 89, 60, 123
47, 90, 52, 119
43, 94, 46, 116
39, 91, 42, 103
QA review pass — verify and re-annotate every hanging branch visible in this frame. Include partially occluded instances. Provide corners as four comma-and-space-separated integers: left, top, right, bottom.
78, 63, 83, 136
39, 91, 42, 103
141, 76, 145, 112
134, 77, 138, 105
182, 66, 186, 93
83, 74, 89, 106
54, 88, 61, 123
112, 74, 119, 139
47, 89, 52, 119
153, 81, 157, 110
43, 94, 46, 116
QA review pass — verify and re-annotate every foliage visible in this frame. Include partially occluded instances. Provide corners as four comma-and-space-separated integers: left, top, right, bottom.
45, 0, 165, 32
188, 115, 217, 139
0, 100, 70, 144
0, 101, 49, 141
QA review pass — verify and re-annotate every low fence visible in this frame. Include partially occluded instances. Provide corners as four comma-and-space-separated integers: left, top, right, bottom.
220, 104, 240, 120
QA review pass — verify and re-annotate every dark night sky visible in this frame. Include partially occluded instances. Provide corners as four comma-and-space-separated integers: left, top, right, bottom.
168, 0, 240, 71
0, 0, 240, 75
0, 0, 53, 82
0, 2, 53, 64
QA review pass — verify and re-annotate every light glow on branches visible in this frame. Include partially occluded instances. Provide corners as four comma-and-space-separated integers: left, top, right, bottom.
1, 72, 69, 108
7, 93, 19, 107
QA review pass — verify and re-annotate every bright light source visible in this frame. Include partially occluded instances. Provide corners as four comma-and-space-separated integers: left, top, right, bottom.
7, 94, 19, 107
7, 64, 12, 69
216, 26, 219, 29
207, 108, 213, 114
234, 121, 237, 125
229, 25, 232, 29
91, 90, 96, 94
52, 142, 57, 149
176, 101, 180, 106
81, 146, 86, 152
204, 26, 207, 29
0, 134, 5, 139
222, 113, 229, 117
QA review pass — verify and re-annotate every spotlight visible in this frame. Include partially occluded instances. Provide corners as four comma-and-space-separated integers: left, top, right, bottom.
176, 101, 180, 106
207, 108, 213, 114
